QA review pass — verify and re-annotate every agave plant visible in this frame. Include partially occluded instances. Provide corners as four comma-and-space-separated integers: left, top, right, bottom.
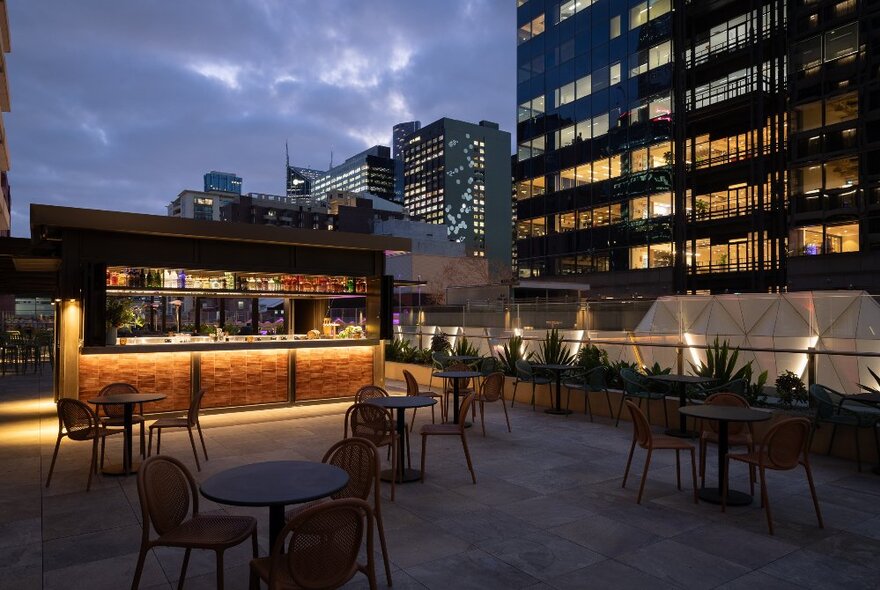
386, 338, 417, 363
643, 362, 672, 376
537, 328, 576, 366
498, 335, 532, 377
688, 337, 751, 383
453, 335, 481, 358
857, 366, 880, 394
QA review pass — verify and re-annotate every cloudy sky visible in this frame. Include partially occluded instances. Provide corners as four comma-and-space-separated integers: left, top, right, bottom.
5, 0, 515, 236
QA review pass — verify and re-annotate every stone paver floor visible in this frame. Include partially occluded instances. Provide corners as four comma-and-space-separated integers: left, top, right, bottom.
2, 369, 880, 589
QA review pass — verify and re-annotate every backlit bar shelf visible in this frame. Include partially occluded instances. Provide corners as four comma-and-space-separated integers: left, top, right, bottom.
106, 287, 366, 299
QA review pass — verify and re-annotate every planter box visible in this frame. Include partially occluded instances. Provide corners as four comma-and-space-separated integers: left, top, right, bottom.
384, 361, 877, 465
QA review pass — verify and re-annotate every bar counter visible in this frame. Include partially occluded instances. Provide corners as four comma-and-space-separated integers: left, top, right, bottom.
77, 338, 378, 412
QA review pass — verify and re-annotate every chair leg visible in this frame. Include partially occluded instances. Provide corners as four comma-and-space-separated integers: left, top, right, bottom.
501, 400, 512, 433
177, 548, 191, 590
675, 449, 681, 490
803, 460, 824, 529
646, 397, 652, 426
139, 422, 145, 459
721, 456, 730, 513
827, 424, 838, 455
662, 397, 669, 428
157, 428, 162, 454
410, 407, 418, 433
511, 380, 518, 408
461, 435, 476, 484
637, 449, 653, 504
689, 449, 698, 504
46, 434, 63, 488
87, 437, 98, 491
147, 427, 154, 457
390, 438, 397, 501
420, 434, 428, 483
249, 565, 260, 590
216, 550, 224, 590
374, 505, 393, 586
585, 391, 594, 422
100, 435, 107, 469
131, 545, 148, 590
759, 467, 773, 535
615, 395, 626, 427
530, 382, 536, 411
197, 423, 209, 461
699, 438, 707, 487
605, 391, 614, 421
480, 401, 486, 437
251, 529, 258, 558
187, 427, 201, 471
622, 439, 636, 488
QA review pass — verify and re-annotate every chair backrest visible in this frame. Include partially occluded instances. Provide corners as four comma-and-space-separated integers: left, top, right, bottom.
272, 498, 371, 590
760, 417, 811, 470
137, 455, 197, 537
514, 359, 533, 380
457, 393, 477, 432
354, 385, 389, 404
620, 368, 648, 395
431, 351, 449, 370
480, 357, 499, 376
322, 437, 379, 503
705, 392, 750, 436
625, 400, 653, 448
809, 384, 841, 420
57, 398, 100, 441
187, 389, 207, 426
585, 366, 607, 391
97, 382, 139, 419
402, 369, 419, 396
480, 372, 505, 402
344, 403, 393, 447
445, 362, 472, 391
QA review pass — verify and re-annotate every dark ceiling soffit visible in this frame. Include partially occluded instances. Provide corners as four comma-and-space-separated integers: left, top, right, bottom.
30, 204, 413, 253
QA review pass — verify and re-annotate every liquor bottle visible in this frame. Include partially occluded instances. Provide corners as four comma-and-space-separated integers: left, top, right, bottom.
178, 269, 186, 289
346, 277, 355, 293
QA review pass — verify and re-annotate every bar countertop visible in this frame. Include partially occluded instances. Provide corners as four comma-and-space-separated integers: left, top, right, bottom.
81, 338, 380, 355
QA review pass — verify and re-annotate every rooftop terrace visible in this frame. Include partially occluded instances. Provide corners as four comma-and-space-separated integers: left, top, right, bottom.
1, 370, 879, 589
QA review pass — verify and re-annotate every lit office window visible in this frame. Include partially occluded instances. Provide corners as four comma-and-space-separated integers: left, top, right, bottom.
825, 22, 858, 62
610, 15, 621, 38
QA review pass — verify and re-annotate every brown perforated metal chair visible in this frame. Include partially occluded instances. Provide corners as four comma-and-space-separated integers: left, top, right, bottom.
148, 389, 209, 471
250, 498, 376, 590
132, 455, 257, 590
723, 417, 823, 535
285, 438, 392, 586
354, 385, 389, 404
46, 398, 122, 491
622, 400, 698, 504
700, 392, 755, 489
344, 402, 398, 501
420, 392, 478, 484
476, 372, 511, 436
97, 382, 146, 458
403, 368, 445, 429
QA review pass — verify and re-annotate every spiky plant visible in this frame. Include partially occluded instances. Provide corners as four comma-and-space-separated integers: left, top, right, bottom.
453, 335, 480, 358
498, 335, 532, 377
643, 362, 672, 376
537, 328, 576, 366
688, 337, 751, 383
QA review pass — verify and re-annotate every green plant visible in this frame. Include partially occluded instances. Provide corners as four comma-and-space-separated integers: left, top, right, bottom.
775, 370, 807, 408
498, 335, 532, 377
643, 362, 672, 376
413, 348, 433, 365
537, 328, 576, 366
224, 325, 241, 335
689, 337, 751, 384
453, 335, 480, 358
430, 332, 451, 353
857, 367, 880, 394
695, 199, 709, 218
105, 297, 136, 328
386, 338, 414, 363
575, 344, 608, 372
744, 365, 769, 406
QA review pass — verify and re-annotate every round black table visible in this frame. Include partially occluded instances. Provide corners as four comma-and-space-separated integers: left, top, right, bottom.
88, 393, 166, 475
532, 363, 574, 415
649, 374, 717, 437
433, 370, 480, 425
447, 355, 481, 364
368, 396, 437, 483
679, 405, 771, 506
200, 460, 349, 547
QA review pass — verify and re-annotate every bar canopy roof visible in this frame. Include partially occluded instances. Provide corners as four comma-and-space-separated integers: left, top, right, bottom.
30, 205, 412, 252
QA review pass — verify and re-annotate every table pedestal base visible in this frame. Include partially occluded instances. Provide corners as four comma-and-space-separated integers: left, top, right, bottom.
698, 487, 753, 506
381, 467, 422, 484
664, 428, 698, 438
545, 408, 572, 415
102, 462, 140, 476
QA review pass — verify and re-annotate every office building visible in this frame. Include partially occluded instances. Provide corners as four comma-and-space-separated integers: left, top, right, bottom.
310, 146, 395, 201
514, 0, 879, 295
221, 193, 332, 230
286, 165, 325, 197
0, 2, 12, 237
403, 118, 513, 272
167, 190, 239, 221
393, 121, 421, 203
203, 171, 242, 195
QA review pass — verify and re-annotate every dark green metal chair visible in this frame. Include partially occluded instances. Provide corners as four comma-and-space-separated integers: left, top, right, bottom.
809, 384, 880, 472
617, 368, 670, 428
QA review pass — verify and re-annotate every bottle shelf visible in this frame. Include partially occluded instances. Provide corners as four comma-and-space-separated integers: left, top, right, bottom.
105, 287, 367, 299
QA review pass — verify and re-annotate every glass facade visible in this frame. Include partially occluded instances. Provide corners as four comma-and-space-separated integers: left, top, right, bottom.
203, 171, 242, 195
311, 146, 395, 202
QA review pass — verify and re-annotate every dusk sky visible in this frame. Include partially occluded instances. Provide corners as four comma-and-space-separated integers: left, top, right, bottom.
5, 1, 515, 236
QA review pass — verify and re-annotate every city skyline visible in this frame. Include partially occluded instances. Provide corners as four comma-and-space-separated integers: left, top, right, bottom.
4, 1, 515, 236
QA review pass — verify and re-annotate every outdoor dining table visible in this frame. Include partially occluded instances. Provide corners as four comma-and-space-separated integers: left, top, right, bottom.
649, 374, 717, 437
433, 369, 481, 425
200, 460, 349, 547
368, 396, 437, 483
446, 354, 481, 365
87, 392, 166, 475
532, 363, 574, 415
679, 404, 771, 505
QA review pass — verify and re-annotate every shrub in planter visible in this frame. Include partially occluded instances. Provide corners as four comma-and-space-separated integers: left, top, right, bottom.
453, 335, 480, 358
575, 344, 607, 372
643, 362, 672, 376
775, 370, 807, 408
604, 360, 640, 389
430, 332, 451, 353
